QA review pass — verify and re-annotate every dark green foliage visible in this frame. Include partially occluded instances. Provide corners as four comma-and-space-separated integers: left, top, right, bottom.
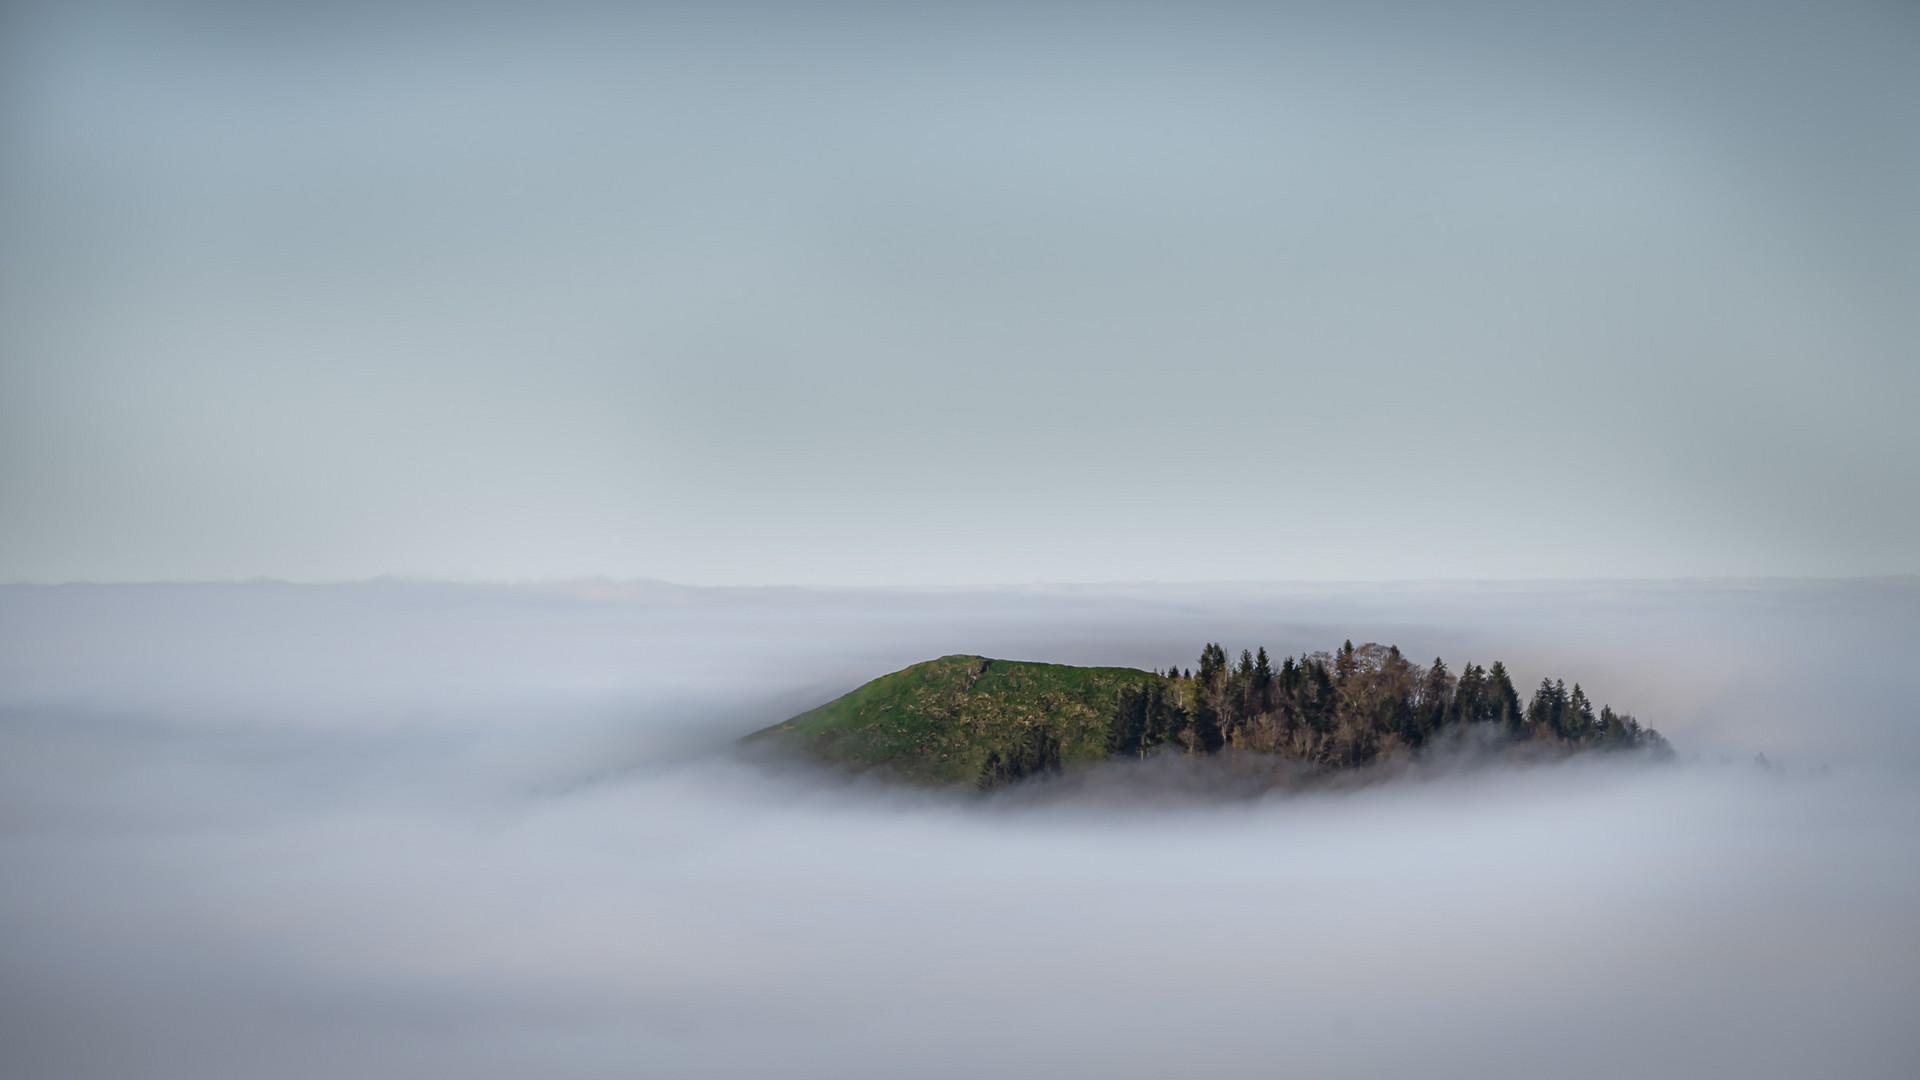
1487, 662, 1523, 729
1106, 679, 1184, 758
978, 723, 1062, 788
1186, 642, 1229, 755
1198, 643, 1228, 683
1420, 659, 1455, 735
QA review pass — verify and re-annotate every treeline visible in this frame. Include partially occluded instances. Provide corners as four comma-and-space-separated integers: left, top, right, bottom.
1107, 641, 1668, 769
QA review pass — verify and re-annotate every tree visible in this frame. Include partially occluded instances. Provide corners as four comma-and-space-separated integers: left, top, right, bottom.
1419, 658, 1455, 736
1486, 662, 1522, 729
1527, 678, 1573, 739
1107, 686, 1150, 758
1097, 639, 1668, 770
1565, 684, 1596, 741
1453, 663, 1486, 724
979, 722, 1062, 788
1198, 643, 1228, 684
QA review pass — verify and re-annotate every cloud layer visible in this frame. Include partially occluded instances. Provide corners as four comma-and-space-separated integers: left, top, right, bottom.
2, 580, 1916, 1077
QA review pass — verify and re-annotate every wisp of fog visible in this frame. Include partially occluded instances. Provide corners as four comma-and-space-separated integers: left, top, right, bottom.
1, 581, 1916, 1078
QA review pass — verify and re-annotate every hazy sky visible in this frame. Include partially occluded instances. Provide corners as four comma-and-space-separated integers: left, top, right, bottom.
2, 0, 1915, 584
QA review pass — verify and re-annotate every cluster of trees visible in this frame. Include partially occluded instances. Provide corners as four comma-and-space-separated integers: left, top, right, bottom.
1108, 641, 1667, 768
978, 724, 1064, 788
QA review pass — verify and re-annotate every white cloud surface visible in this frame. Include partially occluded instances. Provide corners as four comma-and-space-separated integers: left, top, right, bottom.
1, 580, 1915, 1077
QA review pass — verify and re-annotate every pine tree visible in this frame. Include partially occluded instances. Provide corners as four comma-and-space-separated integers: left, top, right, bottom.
1421, 658, 1455, 736
1187, 644, 1228, 755
1335, 640, 1357, 684
1487, 662, 1522, 729
1198, 643, 1228, 683
1452, 663, 1485, 724
1251, 646, 1275, 715
1527, 678, 1556, 735
1566, 684, 1595, 741
1108, 686, 1149, 757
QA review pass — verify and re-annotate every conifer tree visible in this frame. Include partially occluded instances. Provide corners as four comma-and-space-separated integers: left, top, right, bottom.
1453, 662, 1486, 724
1198, 643, 1228, 684
1566, 684, 1595, 741
1487, 662, 1522, 729
1421, 658, 1455, 734
1251, 646, 1275, 714
1108, 686, 1149, 757
1335, 640, 1357, 684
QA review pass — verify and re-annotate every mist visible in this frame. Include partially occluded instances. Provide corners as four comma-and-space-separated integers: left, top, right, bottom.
2, 580, 1916, 1078
3, 0, 1915, 1071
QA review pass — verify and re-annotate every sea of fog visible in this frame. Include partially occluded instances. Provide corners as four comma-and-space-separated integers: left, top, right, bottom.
2, 579, 1917, 1078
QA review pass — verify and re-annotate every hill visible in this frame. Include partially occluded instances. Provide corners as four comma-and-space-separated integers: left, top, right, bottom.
749, 642, 1669, 787
746, 654, 1157, 785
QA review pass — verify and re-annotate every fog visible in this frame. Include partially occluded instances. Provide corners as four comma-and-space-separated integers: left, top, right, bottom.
1, 580, 1916, 1078
5, 0, 1914, 1071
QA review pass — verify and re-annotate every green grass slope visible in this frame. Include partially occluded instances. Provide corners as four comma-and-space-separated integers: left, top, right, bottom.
748, 655, 1157, 785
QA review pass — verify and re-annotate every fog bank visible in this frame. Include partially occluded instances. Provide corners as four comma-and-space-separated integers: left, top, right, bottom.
2, 580, 1916, 1077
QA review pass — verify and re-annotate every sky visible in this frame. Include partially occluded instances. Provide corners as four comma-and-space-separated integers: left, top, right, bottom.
6, 10, 1918, 1073
2, 0, 1916, 584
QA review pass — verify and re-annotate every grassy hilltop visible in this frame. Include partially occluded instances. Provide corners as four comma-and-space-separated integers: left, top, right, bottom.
747, 655, 1157, 785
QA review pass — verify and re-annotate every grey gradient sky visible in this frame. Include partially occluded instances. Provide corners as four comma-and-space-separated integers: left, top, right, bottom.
2, 0, 1916, 584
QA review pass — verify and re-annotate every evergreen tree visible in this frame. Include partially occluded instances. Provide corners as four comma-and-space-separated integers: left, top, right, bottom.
1304, 657, 1336, 736
1527, 678, 1572, 738
1486, 662, 1522, 729
1420, 658, 1455, 735
1565, 684, 1596, 741
979, 723, 1062, 788
1251, 646, 1275, 715
1144, 680, 1181, 750
1453, 662, 1486, 724
1198, 643, 1228, 684
1187, 644, 1228, 754
1107, 686, 1149, 757
1527, 678, 1555, 734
